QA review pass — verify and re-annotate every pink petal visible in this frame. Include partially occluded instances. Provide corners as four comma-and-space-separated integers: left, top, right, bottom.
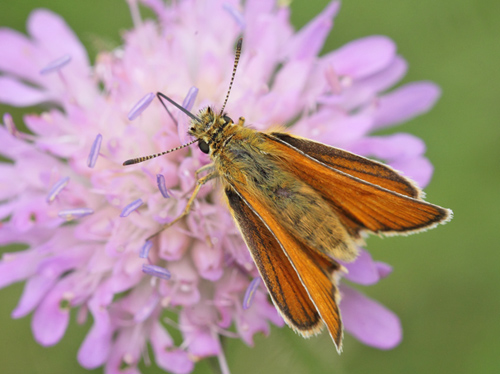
287, 1, 340, 60
0, 165, 23, 200
23, 111, 63, 137
0, 76, 52, 106
0, 127, 37, 161
343, 249, 383, 286
0, 28, 44, 84
158, 228, 190, 261
161, 259, 200, 306
151, 321, 194, 374
272, 60, 311, 95
348, 133, 426, 161
105, 328, 142, 374
341, 285, 402, 349
27, 9, 90, 69
0, 200, 17, 221
191, 241, 223, 281
373, 82, 441, 129
389, 156, 434, 188
236, 292, 279, 346
186, 329, 220, 357
156, 350, 194, 374
295, 109, 372, 145
357, 55, 408, 94
77, 306, 112, 369
244, 0, 274, 22
11, 275, 56, 318
0, 250, 39, 289
375, 262, 393, 279
243, 2, 292, 81
32, 280, 72, 346
328, 36, 396, 79
237, 310, 270, 346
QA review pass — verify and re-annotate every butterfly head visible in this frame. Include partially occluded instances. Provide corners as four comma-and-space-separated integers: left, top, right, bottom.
189, 106, 234, 154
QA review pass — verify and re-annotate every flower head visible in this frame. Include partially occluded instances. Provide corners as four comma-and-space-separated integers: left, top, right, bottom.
0, 0, 440, 372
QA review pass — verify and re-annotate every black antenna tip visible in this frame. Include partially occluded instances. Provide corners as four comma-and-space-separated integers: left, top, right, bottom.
123, 159, 136, 166
236, 38, 243, 49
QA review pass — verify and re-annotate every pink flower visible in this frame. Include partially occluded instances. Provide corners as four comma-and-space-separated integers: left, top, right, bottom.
0, 0, 441, 372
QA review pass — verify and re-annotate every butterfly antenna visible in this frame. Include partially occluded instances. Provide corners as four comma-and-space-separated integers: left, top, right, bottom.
220, 38, 243, 115
157, 92, 202, 123
123, 138, 199, 166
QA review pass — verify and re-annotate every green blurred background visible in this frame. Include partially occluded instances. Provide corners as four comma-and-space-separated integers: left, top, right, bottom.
0, 0, 498, 373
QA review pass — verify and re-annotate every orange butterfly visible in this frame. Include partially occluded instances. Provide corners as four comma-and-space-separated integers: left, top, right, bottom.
124, 39, 452, 352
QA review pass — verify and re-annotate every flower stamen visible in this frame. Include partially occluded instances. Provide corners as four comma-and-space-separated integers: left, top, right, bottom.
3, 113, 17, 136
87, 134, 102, 168
142, 264, 171, 280
40, 54, 72, 75
3, 113, 34, 141
128, 92, 155, 120
242, 277, 261, 310
58, 208, 94, 221
182, 87, 199, 112
46, 176, 70, 203
139, 240, 153, 259
223, 3, 245, 29
120, 198, 143, 217
156, 174, 170, 198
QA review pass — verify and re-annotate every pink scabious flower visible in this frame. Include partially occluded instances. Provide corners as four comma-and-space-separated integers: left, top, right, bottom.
0, 0, 441, 372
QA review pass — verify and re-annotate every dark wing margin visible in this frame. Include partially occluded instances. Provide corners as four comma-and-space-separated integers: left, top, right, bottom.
270, 132, 421, 198
225, 185, 344, 351
225, 186, 324, 336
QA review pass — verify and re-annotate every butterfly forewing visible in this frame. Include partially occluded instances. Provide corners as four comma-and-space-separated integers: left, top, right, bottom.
226, 183, 344, 351
225, 187, 325, 336
269, 133, 421, 198
265, 133, 451, 236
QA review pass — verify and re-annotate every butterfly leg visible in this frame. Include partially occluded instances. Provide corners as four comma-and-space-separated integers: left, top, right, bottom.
194, 163, 215, 178
146, 170, 218, 241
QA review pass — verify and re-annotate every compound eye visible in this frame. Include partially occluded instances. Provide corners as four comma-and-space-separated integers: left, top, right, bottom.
222, 115, 233, 124
198, 140, 209, 154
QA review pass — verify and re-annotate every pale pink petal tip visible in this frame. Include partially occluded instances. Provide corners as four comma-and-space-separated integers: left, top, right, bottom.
139, 240, 153, 259
376, 262, 393, 279
87, 134, 102, 168
0, 77, 50, 106
46, 176, 70, 203
243, 277, 261, 310
342, 286, 402, 349
120, 198, 143, 217
40, 54, 72, 75
142, 264, 171, 280
182, 86, 199, 111
77, 331, 111, 369
128, 92, 155, 120
58, 208, 94, 221
156, 349, 194, 374
374, 82, 441, 129
156, 174, 170, 198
